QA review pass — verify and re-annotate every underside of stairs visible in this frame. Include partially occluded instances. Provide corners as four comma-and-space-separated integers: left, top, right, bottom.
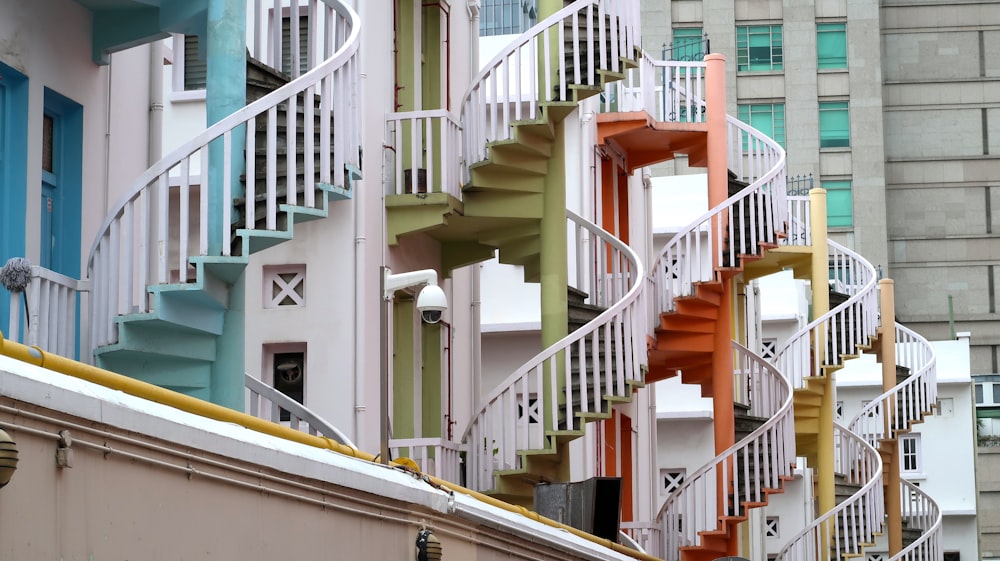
647, 173, 776, 394
386, 5, 640, 279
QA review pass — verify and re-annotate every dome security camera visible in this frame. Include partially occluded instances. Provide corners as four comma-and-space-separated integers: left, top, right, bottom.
416, 284, 448, 324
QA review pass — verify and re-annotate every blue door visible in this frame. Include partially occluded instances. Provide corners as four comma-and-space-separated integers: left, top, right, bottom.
41, 90, 82, 279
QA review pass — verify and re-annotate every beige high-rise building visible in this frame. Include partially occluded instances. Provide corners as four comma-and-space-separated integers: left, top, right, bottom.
643, 0, 1000, 373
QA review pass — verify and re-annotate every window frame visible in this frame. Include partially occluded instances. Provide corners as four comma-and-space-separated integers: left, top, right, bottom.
824, 179, 853, 228
737, 102, 786, 147
479, 0, 537, 37
170, 34, 208, 102
900, 433, 922, 475
736, 25, 783, 72
819, 101, 851, 149
817, 22, 848, 70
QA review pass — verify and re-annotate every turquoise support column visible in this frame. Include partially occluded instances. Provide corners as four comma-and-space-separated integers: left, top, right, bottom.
212, 272, 246, 411
206, 0, 247, 256
206, 0, 247, 410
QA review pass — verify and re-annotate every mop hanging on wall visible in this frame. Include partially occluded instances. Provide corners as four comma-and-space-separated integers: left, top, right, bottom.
0, 257, 32, 329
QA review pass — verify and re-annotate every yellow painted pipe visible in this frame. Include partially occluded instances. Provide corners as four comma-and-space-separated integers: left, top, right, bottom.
0, 332, 660, 561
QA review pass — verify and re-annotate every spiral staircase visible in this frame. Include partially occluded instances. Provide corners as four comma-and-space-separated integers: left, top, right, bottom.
84, 1, 361, 405
587, 51, 943, 561
444, 0, 642, 505
622, 55, 800, 560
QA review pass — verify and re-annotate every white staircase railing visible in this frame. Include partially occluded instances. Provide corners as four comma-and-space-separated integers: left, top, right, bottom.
86, 0, 360, 351
775, 424, 885, 561
649, 342, 794, 561
386, 110, 463, 199
847, 323, 940, 561
848, 323, 937, 446
893, 479, 943, 561
244, 372, 357, 448
461, 210, 646, 492
388, 437, 465, 483
773, 239, 879, 391
460, 0, 639, 183
649, 119, 787, 329
5, 266, 89, 360
600, 53, 706, 122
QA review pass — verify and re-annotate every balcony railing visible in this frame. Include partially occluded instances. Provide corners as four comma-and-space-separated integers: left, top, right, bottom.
386, 110, 463, 199
389, 437, 464, 482
5, 266, 89, 360
661, 35, 709, 62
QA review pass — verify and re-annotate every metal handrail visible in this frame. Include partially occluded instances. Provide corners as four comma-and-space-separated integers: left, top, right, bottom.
244, 372, 357, 449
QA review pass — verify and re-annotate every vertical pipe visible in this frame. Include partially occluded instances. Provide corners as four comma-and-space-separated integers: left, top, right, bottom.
380, 266, 390, 464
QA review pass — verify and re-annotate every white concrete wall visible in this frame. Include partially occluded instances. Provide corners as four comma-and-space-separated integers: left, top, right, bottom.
0, 355, 649, 561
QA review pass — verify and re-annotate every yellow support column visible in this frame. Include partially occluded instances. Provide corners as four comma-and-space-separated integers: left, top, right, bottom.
880, 279, 902, 555
809, 187, 835, 552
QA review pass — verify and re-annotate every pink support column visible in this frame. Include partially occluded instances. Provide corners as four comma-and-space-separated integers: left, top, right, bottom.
705, 54, 728, 213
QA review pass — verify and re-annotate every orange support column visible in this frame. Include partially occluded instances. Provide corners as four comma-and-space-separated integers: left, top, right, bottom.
705, 53, 736, 556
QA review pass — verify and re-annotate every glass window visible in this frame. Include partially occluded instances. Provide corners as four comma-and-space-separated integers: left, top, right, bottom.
480, 0, 537, 36
993, 383, 1000, 404
820, 101, 850, 148
183, 35, 206, 91
901, 434, 920, 473
976, 383, 984, 404
824, 180, 852, 228
281, 15, 311, 77
737, 103, 786, 147
273, 351, 305, 421
736, 25, 783, 72
817, 23, 847, 69
670, 28, 705, 61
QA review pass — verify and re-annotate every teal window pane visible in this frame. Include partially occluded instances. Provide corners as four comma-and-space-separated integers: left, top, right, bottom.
738, 103, 785, 148
819, 101, 850, 148
817, 23, 847, 69
670, 28, 704, 61
825, 180, 852, 227
737, 25, 782, 71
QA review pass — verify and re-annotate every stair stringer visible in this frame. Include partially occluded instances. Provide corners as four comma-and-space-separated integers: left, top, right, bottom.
460, 210, 647, 503
86, 0, 362, 405
646, 111, 791, 392
649, 342, 796, 561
